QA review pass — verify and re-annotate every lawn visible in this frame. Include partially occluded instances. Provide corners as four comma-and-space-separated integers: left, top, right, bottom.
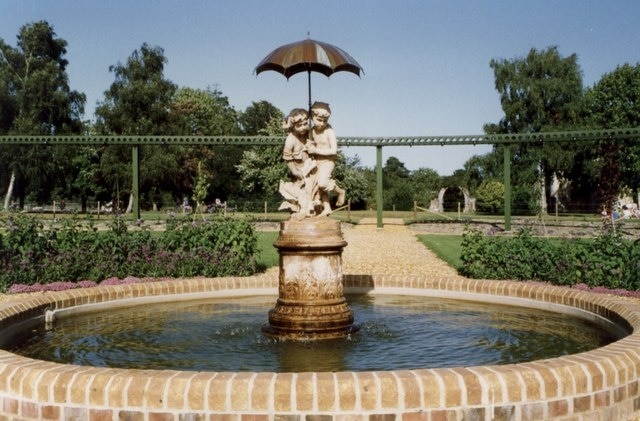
257, 231, 279, 269
416, 234, 464, 270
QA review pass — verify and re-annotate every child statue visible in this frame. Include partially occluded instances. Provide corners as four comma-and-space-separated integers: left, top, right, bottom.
307, 102, 346, 216
278, 108, 319, 218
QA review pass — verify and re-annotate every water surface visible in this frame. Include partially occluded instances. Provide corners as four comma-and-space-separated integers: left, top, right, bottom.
8, 294, 620, 372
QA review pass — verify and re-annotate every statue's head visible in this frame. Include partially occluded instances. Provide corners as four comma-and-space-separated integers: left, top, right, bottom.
283, 108, 309, 136
311, 101, 331, 116
311, 102, 331, 129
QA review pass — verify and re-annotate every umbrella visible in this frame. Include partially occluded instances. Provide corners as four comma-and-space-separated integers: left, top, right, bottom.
255, 38, 364, 111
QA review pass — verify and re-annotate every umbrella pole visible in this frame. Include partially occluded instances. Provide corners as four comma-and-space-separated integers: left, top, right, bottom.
307, 70, 312, 114
307, 70, 313, 142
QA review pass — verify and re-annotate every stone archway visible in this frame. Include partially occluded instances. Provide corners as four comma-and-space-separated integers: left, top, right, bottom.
429, 187, 475, 213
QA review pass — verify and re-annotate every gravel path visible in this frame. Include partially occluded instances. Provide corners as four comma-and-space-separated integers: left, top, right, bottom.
342, 218, 460, 277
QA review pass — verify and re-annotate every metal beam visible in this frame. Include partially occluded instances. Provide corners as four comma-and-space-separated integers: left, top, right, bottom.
0, 127, 638, 146
1, 128, 637, 227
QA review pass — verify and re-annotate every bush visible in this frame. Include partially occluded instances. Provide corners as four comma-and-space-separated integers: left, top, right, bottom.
460, 225, 639, 291
474, 180, 504, 214
0, 214, 259, 293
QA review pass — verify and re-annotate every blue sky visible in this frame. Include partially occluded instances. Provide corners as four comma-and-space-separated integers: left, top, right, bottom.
1, 1, 639, 174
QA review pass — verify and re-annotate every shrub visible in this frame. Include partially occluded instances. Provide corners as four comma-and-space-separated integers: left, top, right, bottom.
474, 180, 504, 214
0, 214, 259, 293
460, 224, 639, 291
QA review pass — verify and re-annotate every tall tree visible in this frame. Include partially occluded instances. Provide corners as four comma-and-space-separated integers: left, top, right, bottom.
382, 156, 412, 210
95, 43, 176, 135
0, 21, 86, 208
169, 86, 241, 204
484, 47, 583, 213
582, 63, 640, 211
236, 114, 287, 205
239, 100, 282, 136
95, 43, 177, 211
410, 167, 441, 208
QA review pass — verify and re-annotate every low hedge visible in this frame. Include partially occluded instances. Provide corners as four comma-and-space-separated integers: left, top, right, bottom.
460, 226, 640, 290
0, 214, 259, 293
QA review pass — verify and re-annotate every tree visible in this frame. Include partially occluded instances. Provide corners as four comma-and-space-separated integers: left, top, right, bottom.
582, 63, 640, 211
0, 21, 86, 208
169, 86, 241, 204
171, 86, 239, 136
95, 43, 177, 210
95, 43, 176, 136
236, 114, 288, 206
462, 153, 503, 194
410, 168, 441, 208
239, 100, 282, 135
332, 154, 369, 209
69, 146, 103, 212
484, 47, 583, 214
383, 156, 410, 182
475, 180, 505, 214
382, 156, 412, 210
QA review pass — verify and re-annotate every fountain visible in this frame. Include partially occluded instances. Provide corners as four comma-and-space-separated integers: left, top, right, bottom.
263, 106, 357, 340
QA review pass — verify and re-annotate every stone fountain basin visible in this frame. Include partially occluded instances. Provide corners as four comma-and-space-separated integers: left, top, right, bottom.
1, 273, 640, 420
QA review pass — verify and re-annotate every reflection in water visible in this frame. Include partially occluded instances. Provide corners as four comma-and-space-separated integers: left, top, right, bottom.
7, 295, 621, 372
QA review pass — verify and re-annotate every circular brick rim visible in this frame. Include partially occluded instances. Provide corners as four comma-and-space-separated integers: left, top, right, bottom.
1, 274, 640, 419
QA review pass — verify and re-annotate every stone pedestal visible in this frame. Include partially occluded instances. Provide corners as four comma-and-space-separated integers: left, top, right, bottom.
263, 217, 357, 340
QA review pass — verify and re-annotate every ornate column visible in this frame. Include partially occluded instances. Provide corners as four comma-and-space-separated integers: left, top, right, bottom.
263, 217, 357, 340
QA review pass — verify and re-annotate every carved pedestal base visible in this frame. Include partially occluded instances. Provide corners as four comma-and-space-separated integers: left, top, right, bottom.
263, 217, 357, 340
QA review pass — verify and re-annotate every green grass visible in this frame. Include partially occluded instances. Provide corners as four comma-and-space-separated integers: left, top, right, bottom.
257, 231, 279, 269
258, 232, 466, 273
416, 234, 464, 270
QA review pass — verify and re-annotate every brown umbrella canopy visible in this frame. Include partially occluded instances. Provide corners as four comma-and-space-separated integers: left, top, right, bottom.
255, 38, 363, 109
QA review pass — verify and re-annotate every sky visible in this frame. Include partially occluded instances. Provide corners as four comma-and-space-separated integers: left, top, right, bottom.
1, 1, 639, 175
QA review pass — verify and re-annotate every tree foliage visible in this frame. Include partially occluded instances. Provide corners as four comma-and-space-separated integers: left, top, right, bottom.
0, 20, 85, 135
95, 43, 179, 209
582, 64, 640, 210
0, 21, 86, 206
95, 43, 176, 135
170, 87, 241, 203
236, 114, 288, 203
239, 100, 282, 136
332, 154, 369, 208
482, 47, 585, 213
410, 168, 441, 208
475, 180, 504, 213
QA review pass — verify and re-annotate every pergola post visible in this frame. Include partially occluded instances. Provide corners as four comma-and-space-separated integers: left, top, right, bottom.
376, 145, 383, 228
132, 145, 140, 220
503, 144, 511, 231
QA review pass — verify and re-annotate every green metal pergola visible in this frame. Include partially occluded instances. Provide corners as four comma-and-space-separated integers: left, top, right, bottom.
1, 127, 639, 228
